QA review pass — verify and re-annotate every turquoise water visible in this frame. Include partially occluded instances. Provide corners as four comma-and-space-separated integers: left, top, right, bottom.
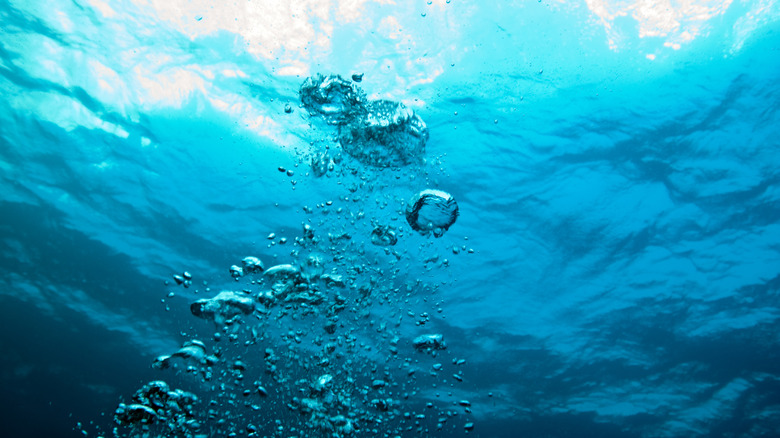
2, 1, 780, 437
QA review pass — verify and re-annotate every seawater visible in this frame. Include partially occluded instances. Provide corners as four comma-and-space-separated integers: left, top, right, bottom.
1, 1, 780, 437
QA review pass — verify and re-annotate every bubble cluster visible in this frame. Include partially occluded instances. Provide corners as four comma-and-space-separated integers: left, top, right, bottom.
339, 100, 428, 168
310, 151, 339, 177
299, 74, 367, 125
370, 225, 398, 246
300, 75, 428, 168
100, 74, 476, 438
189, 290, 255, 325
412, 333, 447, 353
152, 339, 217, 370
114, 381, 199, 436
171, 271, 192, 288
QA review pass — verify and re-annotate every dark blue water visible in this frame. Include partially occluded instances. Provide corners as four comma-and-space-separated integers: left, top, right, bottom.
2, 1, 780, 437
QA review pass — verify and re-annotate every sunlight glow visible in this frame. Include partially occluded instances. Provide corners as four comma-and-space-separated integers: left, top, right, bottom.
586, 0, 734, 50
133, 65, 207, 107
87, 0, 118, 18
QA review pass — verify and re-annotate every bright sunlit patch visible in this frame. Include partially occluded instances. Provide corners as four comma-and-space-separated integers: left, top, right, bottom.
105, 122, 129, 138
56, 10, 74, 33
94, 161, 114, 170
633, 0, 680, 38
336, 0, 370, 22
405, 64, 444, 91
8, 89, 130, 138
135, 0, 441, 84
245, 114, 278, 137
133, 65, 207, 107
207, 97, 231, 112
731, 0, 780, 52
586, 0, 734, 50
379, 16, 403, 40
646, 53, 656, 60
87, 0, 117, 18
193, 65, 215, 80
277, 60, 309, 77
221, 69, 248, 78
141, 0, 331, 61
426, 0, 455, 8
205, 94, 296, 149
90, 59, 122, 96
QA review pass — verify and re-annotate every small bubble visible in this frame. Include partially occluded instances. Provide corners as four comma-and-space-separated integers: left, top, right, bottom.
278, 166, 286, 172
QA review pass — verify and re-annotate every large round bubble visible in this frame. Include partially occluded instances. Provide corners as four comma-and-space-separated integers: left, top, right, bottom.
405, 189, 459, 237
338, 100, 428, 168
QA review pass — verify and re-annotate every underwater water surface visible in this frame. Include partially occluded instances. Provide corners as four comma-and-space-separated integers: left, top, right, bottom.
2, 0, 780, 437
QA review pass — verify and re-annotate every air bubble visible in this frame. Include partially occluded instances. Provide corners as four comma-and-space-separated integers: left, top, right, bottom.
405, 190, 459, 237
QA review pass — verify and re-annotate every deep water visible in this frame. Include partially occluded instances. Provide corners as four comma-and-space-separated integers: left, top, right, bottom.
2, 1, 780, 437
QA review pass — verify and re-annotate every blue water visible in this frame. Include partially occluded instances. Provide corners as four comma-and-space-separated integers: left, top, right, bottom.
2, 1, 780, 437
